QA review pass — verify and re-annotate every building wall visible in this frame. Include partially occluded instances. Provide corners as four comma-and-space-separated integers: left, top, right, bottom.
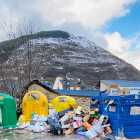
70, 95, 90, 110
53, 77, 63, 89
28, 84, 59, 102
100, 82, 108, 91
28, 84, 90, 110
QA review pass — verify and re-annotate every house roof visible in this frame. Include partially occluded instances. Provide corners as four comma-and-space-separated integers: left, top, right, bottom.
54, 89, 100, 97
59, 76, 87, 89
96, 80, 140, 87
24, 80, 60, 95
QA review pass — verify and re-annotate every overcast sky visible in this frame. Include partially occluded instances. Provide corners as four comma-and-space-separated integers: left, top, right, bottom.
0, 0, 140, 70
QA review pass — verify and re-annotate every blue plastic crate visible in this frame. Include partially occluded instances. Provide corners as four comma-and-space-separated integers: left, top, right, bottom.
102, 95, 140, 139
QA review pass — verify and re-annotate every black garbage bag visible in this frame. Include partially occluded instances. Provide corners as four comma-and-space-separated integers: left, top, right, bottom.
50, 123, 63, 135
47, 117, 58, 125
104, 135, 115, 140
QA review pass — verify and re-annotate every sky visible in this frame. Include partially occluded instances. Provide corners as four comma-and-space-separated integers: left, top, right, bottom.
0, 0, 140, 70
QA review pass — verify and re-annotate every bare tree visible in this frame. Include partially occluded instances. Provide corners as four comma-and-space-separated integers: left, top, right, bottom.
0, 18, 47, 106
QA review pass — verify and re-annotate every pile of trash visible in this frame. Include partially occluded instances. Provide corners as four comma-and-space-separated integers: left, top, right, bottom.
17, 106, 128, 140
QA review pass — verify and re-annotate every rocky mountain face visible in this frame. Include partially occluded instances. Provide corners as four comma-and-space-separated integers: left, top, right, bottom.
1, 31, 140, 89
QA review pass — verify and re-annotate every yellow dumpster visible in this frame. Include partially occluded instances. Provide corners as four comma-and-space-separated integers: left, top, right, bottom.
22, 91, 48, 122
52, 96, 77, 113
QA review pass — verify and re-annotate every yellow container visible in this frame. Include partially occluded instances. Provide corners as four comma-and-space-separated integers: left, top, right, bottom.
22, 91, 48, 122
52, 96, 76, 113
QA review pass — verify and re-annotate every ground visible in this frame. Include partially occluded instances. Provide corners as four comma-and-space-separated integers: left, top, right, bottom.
0, 129, 139, 140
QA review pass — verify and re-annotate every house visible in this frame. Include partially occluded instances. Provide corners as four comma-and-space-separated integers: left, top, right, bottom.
53, 73, 87, 90
96, 80, 140, 91
25, 80, 100, 110
24, 80, 60, 103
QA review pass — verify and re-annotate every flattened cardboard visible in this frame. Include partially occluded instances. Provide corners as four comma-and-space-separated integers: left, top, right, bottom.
69, 126, 75, 133
89, 108, 99, 114
64, 129, 72, 135
105, 126, 112, 134
73, 116, 83, 121
83, 114, 90, 122
92, 118, 99, 125
89, 111, 95, 114
109, 106, 116, 112
62, 123, 70, 129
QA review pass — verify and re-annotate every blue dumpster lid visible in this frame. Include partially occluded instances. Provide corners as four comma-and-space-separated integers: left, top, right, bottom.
102, 94, 140, 100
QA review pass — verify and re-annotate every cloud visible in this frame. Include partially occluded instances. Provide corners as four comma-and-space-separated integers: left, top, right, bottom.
0, 0, 140, 71
99, 31, 140, 70
0, 0, 137, 29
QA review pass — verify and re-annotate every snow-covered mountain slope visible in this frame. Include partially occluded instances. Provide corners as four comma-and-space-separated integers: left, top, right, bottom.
4, 31, 140, 89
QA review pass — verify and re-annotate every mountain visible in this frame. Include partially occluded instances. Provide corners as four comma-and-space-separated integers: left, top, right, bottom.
1, 30, 140, 89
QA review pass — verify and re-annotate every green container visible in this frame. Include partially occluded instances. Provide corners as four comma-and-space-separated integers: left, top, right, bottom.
0, 93, 17, 129
90, 112, 98, 118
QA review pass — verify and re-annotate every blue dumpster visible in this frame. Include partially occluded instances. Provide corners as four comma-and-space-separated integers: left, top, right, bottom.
90, 90, 108, 114
102, 95, 140, 139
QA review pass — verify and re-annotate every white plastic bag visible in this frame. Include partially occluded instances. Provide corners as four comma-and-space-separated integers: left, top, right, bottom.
93, 123, 103, 134
38, 115, 47, 122
85, 128, 97, 139
32, 125, 45, 132
19, 122, 30, 129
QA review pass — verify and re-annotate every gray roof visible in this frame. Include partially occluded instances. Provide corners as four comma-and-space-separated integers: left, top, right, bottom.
59, 76, 87, 90
54, 90, 100, 97
100, 80, 140, 87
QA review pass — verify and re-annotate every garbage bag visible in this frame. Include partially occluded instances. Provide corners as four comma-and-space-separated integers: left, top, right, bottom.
19, 122, 30, 129
49, 109, 58, 118
93, 123, 103, 134
85, 128, 97, 139
32, 125, 45, 132
76, 127, 86, 133
38, 115, 47, 122
18, 115, 26, 125
104, 134, 115, 140
46, 117, 58, 125
30, 120, 37, 125
50, 123, 63, 135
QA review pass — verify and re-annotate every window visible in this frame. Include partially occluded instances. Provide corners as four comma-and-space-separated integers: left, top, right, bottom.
28, 94, 39, 100
59, 97, 67, 102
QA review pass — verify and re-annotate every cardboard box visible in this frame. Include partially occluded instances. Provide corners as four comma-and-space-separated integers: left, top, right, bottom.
89, 108, 99, 115
62, 123, 70, 129
73, 116, 83, 121
105, 126, 112, 134
92, 118, 99, 125
108, 85, 123, 96
69, 126, 75, 133
83, 114, 90, 122
120, 88, 130, 95
63, 129, 72, 135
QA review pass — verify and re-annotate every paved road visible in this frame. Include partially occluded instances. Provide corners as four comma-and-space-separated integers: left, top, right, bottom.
0, 129, 139, 140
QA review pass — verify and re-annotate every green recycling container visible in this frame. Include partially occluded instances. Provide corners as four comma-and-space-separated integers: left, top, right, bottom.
0, 93, 17, 129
